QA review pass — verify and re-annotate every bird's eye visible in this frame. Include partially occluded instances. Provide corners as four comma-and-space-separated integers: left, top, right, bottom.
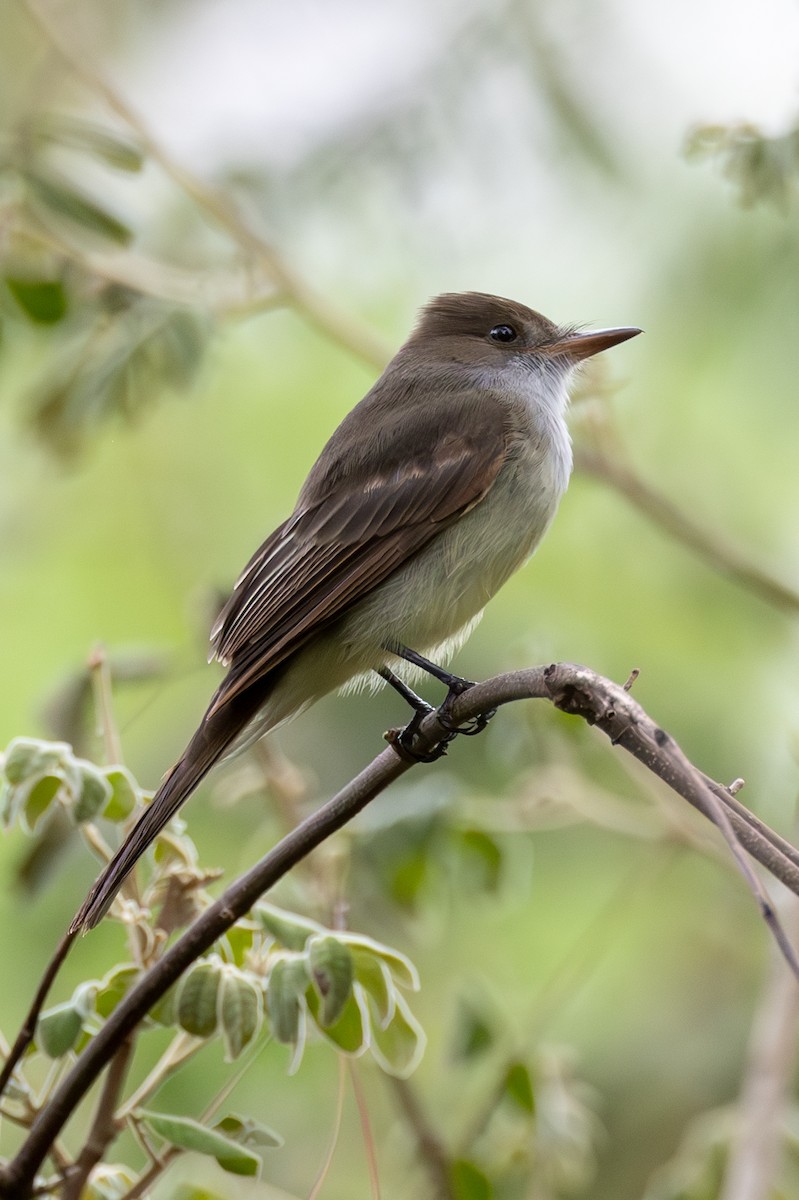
489, 324, 517, 343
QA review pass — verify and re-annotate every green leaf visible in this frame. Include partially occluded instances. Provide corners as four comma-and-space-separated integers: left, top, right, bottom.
450, 1159, 493, 1200
101, 767, 139, 821
255, 903, 323, 950
94, 966, 140, 1019
343, 934, 420, 990
308, 987, 367, 1056
169, 1187, 225, 1200
25, 169, 133, 245
72, 762, 112, 823
308, 936, 354, 1028
138, 1110, 261, 1176
458, 829, 503, 891
214, 1114, 283, 1149
176, 961, 222, 1039
83, 1163, 137, 1200
3, 738, 69, 785
352, 950, 394, 1027
218, 968, 262, 1060
5, 277, 67, 324
21, 772, 63, 832
452, 998, 496, 1061
33, 114, 144, 172
266, 955, 309, 1044
148, 982, 178, 1027
504, 1061, 535, 1113
38, 1001, 84, 1058
369, 991, 427, 1078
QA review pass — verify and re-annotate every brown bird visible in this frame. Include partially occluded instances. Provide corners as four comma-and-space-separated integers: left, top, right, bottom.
71, 292, 639, 933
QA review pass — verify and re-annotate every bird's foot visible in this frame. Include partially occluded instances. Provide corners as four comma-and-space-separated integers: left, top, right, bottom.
384, 679, 496, 763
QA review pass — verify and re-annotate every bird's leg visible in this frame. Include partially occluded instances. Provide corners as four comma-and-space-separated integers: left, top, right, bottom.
382, 646, 497, 761
378, 666, 453, 762
377, 665, 434, 719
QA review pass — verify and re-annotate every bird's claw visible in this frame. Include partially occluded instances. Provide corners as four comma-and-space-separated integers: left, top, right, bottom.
385, 681, 496, 762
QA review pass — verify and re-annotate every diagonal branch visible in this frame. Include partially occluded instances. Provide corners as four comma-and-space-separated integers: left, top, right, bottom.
22, 0, 392, 370
3, 661, 799, 1198
575, 446, 799, 617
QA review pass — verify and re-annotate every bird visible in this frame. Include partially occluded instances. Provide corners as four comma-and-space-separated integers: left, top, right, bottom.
70, 291, 640, 932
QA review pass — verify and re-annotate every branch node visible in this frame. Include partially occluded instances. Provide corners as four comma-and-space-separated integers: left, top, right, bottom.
728, 777, 746, 795
623, 668, 640, 691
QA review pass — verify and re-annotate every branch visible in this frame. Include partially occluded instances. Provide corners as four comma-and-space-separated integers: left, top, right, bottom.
575, 446, 799, 617
22, 0, 392, 371
61, 1038, 133, 1200
3, 662, 799, 1199
720, 899, 799, 1200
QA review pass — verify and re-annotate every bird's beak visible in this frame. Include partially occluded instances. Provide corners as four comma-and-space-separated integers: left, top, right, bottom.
540, 326, 642, 362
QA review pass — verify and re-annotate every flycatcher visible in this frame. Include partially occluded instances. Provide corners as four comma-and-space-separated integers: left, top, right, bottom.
71, 291, 639, 932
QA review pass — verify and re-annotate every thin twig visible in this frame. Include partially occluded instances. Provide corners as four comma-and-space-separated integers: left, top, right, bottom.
88, 645, 123, 766
0, 930, 77, 1102
61, 1038, 133, 1200
22, 0, 392, 371
575, 447, 799, 617
720, 899, 799, 1200
4, 662, 799, 1198
388, 1077, 455, 1200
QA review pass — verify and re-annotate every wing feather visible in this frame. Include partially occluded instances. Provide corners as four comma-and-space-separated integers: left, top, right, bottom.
209, 395, 508, 709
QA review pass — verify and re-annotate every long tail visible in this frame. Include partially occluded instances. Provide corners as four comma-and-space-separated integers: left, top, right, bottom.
70, 678, 274, 934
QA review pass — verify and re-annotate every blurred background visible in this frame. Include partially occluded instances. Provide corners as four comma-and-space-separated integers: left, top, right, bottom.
2, 0, 799, 1197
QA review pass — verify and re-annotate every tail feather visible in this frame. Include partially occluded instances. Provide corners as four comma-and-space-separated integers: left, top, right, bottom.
70, 677, 274, 934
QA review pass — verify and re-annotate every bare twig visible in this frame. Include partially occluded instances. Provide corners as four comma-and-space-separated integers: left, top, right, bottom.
88, 646, 122, 766
21, 0, 392, 371
720, 899, 799, 1200
0, 931, 77, 1102
61, 1038, 132, 1200
388, 1077, 456, 1200
3, 662, 799, 1198
575, 446, 799, 617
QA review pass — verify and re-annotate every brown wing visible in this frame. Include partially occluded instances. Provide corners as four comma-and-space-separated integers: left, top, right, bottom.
209, 396, 508, 710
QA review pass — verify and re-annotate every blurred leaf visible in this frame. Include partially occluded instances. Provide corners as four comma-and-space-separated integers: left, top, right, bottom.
5, 277, 67, 324
25, 168, 133, 244
452, 997, 496, 1061
94, 966, 140, 1019
369, 991, 426, 1078
138, 1110, 261, 1176
685, 120, 799, 211
267, 955, 309, 1045
101, 767, 139, 822
169, 1187, 225, 1200
32, 113, 144, 172
457, 828, 503, 891
343, 934, 420, 990
389, 847, 428, 907
450, 1159, 493, 1200
218, 967, 262, 1060
308, 986, 367, 1056
504, 1061, 535, 1113
220, 923, 254, 967
214, 1114, 283, 1149
37, 1000, 84, 1058
308, 935, 354, 1028
83, 1163, 137, 1200
21, 772, 63, 832
72, 762, 112, 823
352, 950, 394, 1027
3, 738, 70, 786
30, 301, 210, 457
176, 961, 222, 1039
148, 982, 178, 1028
255, 902, 323, 950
